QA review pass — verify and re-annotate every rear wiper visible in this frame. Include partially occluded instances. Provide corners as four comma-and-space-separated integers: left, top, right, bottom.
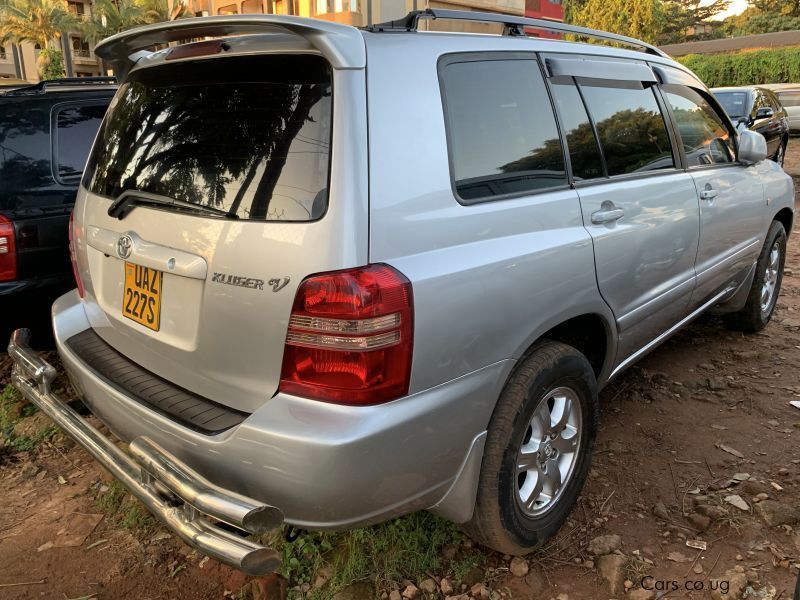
107, 190, 238, 220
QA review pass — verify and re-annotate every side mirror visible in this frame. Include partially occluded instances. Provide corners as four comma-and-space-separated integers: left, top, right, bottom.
738, 130, 768, 165
756, 107, 774, 119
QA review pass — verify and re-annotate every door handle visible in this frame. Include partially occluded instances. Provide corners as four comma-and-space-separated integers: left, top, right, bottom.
591, 204, 624, 225
700, 185, 719, 201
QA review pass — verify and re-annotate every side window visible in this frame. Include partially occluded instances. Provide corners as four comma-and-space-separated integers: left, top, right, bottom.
440, 58, 567, 202
53, 102, 108, 184
578, 80, 675, 176
549, 80, 605, 181
662, 85, 734, 166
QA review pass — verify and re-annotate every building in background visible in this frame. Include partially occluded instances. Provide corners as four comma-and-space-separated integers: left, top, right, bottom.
523, 0, 562, 38
185, 0, 523, 32
0, 0, 102, 83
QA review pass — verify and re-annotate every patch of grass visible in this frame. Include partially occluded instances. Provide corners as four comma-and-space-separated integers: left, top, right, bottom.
0, 384, 23, 436
10, 425, 59, 451
623, 556, 650, 583
450, 550, 485, 583
269, 512, 463, 599
0, 385, 58, 451
95, 481, 154, 532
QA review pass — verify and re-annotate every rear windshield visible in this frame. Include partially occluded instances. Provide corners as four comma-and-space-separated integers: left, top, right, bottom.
84, 54, 332, 221
713, 91, 749, 119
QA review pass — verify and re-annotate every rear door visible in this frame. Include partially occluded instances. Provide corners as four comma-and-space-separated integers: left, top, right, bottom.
659, 81, 765, 305
544, 56, 701, 363
74, 52, 368, 413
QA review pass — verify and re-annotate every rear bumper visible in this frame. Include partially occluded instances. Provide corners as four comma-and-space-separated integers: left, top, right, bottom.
46, 290, 510, 529
8, 329, 283, 576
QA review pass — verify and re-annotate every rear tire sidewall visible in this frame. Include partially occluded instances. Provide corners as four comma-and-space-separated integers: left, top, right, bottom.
499, 357, 596, 549
471, 342, 598, 554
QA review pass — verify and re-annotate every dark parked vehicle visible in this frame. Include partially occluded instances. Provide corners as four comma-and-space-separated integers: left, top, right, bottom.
0, 77, 115, 304
712, 86, 790, 166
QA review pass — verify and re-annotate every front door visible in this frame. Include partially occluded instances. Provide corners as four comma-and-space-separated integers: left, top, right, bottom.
660, 83, 765, 304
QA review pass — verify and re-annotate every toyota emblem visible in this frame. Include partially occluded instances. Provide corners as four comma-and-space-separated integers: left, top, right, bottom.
117, 235, 133, 259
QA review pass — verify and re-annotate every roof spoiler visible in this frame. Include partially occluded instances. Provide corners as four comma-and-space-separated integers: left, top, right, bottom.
94, 15, 366, 79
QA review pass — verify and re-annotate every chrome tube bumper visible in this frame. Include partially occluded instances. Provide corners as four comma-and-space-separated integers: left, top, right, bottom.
7, 328, 284, 576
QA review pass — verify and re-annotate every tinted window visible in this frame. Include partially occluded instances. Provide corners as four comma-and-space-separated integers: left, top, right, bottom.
85, 55, 331, 221
579, 81, 674, 176
663, 86, 734, 166
549, 81, 604, 180
0, 103, 52, 195
441, 59, 566, 201
777, 91, 800, 107
54, 103, 107, 183
714, 91, 749, 119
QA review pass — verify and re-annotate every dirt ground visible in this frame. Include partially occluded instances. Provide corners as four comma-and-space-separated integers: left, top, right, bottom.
2, 148, 800, 600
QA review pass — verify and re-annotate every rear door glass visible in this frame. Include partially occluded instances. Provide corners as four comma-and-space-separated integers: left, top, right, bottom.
578, 80, 674, 176
549, 81, 605, 181
84, 55, 332, 221
439, 57, 567, 202
53, 103, 108, 184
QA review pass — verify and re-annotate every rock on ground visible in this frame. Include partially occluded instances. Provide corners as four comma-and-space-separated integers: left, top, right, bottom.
509, 556, 529, 577
710, 569, 748, 600
596, 553, 626, 595
588, 534, 621, 556
628, 588, 655, 600
755, 500, 800, 527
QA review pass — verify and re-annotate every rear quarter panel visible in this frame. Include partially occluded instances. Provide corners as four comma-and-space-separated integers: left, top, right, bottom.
364, 33, 616, 396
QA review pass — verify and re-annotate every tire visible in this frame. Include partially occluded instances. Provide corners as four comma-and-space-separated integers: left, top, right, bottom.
464, 341, 598, 555
775, 139, 787, 167
724, 220, 787, 333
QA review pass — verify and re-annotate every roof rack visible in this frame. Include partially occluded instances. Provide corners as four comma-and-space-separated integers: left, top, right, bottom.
367, 9, 669, 58
5, 76, 117, 96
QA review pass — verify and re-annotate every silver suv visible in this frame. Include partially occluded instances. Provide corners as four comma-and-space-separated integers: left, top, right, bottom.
9, 9, 794, 575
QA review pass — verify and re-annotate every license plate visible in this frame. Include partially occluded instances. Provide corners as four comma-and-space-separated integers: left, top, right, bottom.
123, 262, 163, 331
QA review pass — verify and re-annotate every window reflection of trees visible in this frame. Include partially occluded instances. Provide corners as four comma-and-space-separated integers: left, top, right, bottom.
502, 107, 673, 180
86, 57, 330, 222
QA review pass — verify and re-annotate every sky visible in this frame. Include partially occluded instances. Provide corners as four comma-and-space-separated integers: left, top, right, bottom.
711, 0, 750, 18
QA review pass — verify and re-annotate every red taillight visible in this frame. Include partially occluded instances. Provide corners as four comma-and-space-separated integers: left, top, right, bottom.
0, 214, 17, 282
279, 264, 414, 406
69, 211, 84, 297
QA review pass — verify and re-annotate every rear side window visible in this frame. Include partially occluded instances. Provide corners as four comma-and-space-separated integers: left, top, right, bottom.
53, 103, 108, 184
84, 55, 332, 221
579, 81, 674, 176
440, 58, 566, 202
662, 85, 734, 167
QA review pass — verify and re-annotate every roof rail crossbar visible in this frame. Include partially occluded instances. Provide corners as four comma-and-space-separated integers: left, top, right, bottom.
5, 76, 118, 96
368, 9, 669, 58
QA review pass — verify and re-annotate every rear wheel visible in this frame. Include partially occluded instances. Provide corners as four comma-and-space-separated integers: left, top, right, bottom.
465, 341, 598, 555
724, 220, 787, 332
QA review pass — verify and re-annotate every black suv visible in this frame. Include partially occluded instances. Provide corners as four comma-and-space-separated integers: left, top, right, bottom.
712, 85, 790, 166
1, 78, 115, 339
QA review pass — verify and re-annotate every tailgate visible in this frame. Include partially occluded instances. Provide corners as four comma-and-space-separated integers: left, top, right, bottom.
72, 50, 368, 413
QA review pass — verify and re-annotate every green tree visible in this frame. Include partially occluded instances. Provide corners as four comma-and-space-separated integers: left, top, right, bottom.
80, 0, 145, 44
572, 0, 664, 43
659, 0, 729, 43
0, 0, 77, 78
722, 5, 800, 35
